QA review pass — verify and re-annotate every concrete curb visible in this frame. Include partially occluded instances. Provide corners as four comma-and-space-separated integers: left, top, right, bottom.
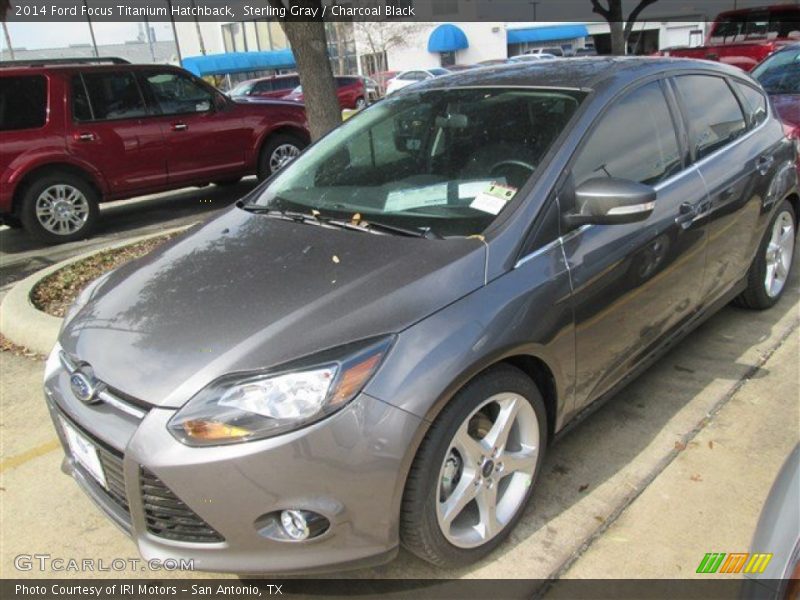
0, 225, 193, 356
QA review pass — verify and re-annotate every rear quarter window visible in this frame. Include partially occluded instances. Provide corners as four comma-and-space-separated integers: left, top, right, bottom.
0, 75, 47, 131
733, 81, 768, 128
673, 75, 747, 161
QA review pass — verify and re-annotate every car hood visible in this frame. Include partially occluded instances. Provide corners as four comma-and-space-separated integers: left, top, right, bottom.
771, 94, 800, 129
60, 209, 486, 408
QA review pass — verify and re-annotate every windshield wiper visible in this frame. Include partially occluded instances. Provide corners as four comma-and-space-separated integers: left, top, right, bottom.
328, 219, 443, 239
238, 204, 330, 225
238, 203, 442, 239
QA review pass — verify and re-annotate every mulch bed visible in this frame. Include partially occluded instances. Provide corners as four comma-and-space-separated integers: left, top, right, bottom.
30, 233, 178, 318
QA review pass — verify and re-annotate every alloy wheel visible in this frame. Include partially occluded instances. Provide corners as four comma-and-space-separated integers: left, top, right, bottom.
436, 392, 539, 548
35, 184, 90, 235
269, 143, 301, 173
764, 210, 795, 298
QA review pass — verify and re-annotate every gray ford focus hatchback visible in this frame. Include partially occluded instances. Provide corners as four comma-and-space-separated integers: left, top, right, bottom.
46, 58, 798, 574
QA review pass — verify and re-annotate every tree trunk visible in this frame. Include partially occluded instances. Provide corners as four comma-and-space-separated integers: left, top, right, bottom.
610, 20, 626, 55
280, 20, 342, 140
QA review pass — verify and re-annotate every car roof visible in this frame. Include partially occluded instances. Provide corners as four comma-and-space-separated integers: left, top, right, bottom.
0, 62, 187, 77
409, 56, 746, 93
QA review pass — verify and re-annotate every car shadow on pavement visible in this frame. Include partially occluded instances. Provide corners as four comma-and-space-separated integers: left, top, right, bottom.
341, 267, 800, 579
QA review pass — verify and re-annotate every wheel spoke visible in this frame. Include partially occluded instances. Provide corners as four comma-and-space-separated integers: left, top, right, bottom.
439, 469, 479, 526
502, 448, 537, 475
483, 396, 520, 453
452, 423, 487, 465
475, 484, 500, 541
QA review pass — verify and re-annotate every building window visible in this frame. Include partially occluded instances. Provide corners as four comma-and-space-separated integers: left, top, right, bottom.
440, 51, 456, 67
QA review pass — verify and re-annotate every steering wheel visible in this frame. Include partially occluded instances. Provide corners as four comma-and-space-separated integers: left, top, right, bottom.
489, 159, 536, 175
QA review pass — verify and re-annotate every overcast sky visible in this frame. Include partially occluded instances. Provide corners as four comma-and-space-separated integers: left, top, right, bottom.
2, 22, 175, 51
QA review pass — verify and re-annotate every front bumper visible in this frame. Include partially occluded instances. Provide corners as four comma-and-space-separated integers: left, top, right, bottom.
44, 362, 423, 574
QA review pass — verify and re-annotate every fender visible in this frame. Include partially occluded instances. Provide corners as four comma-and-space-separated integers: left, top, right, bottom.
252, 118, 310, 166
5, 153, 110, 199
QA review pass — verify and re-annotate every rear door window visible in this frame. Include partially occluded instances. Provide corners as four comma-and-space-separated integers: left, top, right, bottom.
673, 75, 747, 160
78, 71, 147, 121
0, 75, 47, 130
572, 81, 682, 187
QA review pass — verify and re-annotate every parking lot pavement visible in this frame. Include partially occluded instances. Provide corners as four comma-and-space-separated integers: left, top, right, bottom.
0, 179, 257, 290
0, 265, 797, 580
563, 331, 799, 579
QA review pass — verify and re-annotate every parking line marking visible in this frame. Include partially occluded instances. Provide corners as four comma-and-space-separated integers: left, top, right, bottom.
0, 439, 60, 473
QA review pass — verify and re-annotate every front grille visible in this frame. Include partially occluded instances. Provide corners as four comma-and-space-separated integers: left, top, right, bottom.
59, 412, 129, 514
140, 468, 224, 543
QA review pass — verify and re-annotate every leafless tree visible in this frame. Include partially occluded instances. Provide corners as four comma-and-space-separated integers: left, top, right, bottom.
590, 0, 659, 55
354, 21, 423, 86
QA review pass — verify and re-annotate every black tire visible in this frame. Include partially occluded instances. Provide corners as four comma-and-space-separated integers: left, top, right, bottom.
2, 215, 22, 229
257, 133, 307, 181
213, 177, 242, 187
355, 96, 367, 109
19, 171, 99, 244
734, 199, 796, 310
400, 364, 548, 568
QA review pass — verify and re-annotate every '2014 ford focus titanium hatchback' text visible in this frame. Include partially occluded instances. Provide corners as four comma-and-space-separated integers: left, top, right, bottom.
45, 58, 798, 573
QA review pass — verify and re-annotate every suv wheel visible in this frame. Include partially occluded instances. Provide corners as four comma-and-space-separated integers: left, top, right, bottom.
735, 199, 796, 310
257, 134, 306, 180
400, 364, 547, 567
20, 172, 99, 243
355, 97, 367, 109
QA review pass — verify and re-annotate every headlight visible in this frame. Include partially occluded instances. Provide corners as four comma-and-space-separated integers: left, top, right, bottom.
168, 337, 393, 446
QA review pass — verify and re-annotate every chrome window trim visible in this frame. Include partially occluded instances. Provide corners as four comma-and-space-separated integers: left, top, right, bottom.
514, 224, 591, 269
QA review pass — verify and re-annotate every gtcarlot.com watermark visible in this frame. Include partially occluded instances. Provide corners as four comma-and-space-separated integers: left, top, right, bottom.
14, 553, 194, 572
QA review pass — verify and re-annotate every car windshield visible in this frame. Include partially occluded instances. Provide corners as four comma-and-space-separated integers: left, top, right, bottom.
249, 87, 586, 237
751, 47, 800, 94
229, 81, 253, 96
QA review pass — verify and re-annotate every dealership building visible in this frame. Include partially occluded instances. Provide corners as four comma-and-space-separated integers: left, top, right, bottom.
0, 13, 712, 83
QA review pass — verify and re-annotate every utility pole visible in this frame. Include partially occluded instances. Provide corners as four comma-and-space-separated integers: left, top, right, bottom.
82, 0, 99, 57
2, 22, 13, 60
165, 0, 183, 65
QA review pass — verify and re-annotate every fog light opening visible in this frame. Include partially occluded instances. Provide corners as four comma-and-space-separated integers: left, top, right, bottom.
257, 509, 330, 542
281, 509, 310, 541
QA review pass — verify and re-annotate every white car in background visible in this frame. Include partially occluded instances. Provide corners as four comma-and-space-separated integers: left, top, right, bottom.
508, 53, 557, 62
385, 68, 452, 95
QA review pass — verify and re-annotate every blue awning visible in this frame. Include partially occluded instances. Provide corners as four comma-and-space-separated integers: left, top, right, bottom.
428, 24, 469, 53
182, 50, 296, 77
507, 24, 589, 44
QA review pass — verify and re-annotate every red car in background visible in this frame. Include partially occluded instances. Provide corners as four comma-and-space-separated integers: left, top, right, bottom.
282, 76, 370, 109
228, 74, 300, 99
751, 43, 800, 175
0, 59, 309, 243
663, 5, 800, 71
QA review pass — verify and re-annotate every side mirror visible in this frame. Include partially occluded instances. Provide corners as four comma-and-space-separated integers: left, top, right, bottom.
564, 177, 656, 228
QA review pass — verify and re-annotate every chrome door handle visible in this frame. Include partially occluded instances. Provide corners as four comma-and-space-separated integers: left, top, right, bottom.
171, 122, 188, 131
74, 132, 96, 142
675, 202, 697, 229
757, 155, 774, 176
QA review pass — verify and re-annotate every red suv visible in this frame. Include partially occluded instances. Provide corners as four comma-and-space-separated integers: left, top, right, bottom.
228, 74, 301, 100
0, 59, 310, 243
281, 76, 370, 110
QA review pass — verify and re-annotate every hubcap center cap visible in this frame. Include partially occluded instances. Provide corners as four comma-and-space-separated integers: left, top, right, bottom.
481, 459, 495, 478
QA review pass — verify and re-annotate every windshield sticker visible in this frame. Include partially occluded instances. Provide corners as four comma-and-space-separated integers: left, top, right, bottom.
470, 183, 517, 215
385, 183, 449, 212
458, 179, 506, 199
